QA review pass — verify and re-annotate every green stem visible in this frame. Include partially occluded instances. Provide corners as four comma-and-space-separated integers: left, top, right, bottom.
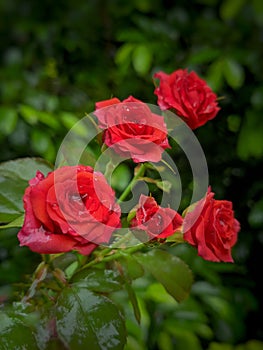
42, 254, 51, 263
79, 243, 145, 271
117, 163, 146, 203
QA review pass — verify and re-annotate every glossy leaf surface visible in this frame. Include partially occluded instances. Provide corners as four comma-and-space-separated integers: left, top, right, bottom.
135, 249, 193, 302
56, 285, 126, 349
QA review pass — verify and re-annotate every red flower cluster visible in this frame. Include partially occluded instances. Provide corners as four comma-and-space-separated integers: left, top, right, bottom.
18, 68, 240, 263
154, 69, 220, 129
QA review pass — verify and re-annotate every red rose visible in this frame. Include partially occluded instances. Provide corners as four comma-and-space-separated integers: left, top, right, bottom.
130, 195, 183, 239
183, 188, 240, 262
95, 95, 170, 163
18, 166, 121, 255
154, 69, 220, 129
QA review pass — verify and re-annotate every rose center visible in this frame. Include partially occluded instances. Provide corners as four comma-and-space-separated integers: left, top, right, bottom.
69, 193, 89, 203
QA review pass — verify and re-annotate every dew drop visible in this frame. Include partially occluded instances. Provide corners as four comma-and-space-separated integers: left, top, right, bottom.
70, 193, 81, 202
156, 214, 163, 227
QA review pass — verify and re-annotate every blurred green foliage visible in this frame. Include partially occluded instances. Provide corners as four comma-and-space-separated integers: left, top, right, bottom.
0, 0, 263, 349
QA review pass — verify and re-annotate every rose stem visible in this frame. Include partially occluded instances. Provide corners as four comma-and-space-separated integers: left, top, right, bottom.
117, 163, 146, 203
77, 243, 145, 272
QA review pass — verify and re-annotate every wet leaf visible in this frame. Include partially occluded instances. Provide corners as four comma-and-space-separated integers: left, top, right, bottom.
0, 157, 52, 223
71, 268, 123, 293
56, 286, 126, 349
0, 310, 38, 349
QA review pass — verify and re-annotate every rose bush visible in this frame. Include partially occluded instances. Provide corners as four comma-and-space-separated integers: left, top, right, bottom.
183, 188, 240, 262
130, 194, 183, 239
154, 69, 220, 129
0, 67, 241, 350
95, 95, 170, 163
18, 165, 121, 254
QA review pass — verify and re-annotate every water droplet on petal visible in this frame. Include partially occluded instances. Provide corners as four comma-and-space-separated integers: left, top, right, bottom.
70, 194, 81, 202
156, 214, 162, 227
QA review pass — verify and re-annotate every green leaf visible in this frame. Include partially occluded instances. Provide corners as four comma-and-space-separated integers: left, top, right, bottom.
187, 48, 220, 65
165, 326, 202, 350
223, 58, 245, 89
60, 111, 89, 138
145, 283, 177, 305
115, 43, 134, 66
64, 261, 79, 279
71, 268, 123, 293
132, 45, 152, 76
206, 59, 224, 91
119, 253, 145, 281
0, 157, 53, 223
0, 310, 38, 349
56, 286, 126, 349
19, 104, 38, 125
117, 254, 145, 324
52, 252, 79, 271
0, 215, 24, 229
135, 249, 193, 302
220, 0, 246, 20
60, 111, 79, 129
124, 280, 141, 324
111, 163, 132, 192
208, 343, 234, 350
248, 198, 263, 228
125, 335, 146, 350
33, 307, 66, 350
227, 114, 241, 132
0, 106, 18, 135
252, 0, 263, 24
157, 332, 173, 350
31, 129, 52, 154
237, 111, 263, 160
20, 104, 60, 129
245, 340, 263, 350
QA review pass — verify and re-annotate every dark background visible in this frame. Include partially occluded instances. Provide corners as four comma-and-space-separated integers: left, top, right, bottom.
0, 0, 263, 349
